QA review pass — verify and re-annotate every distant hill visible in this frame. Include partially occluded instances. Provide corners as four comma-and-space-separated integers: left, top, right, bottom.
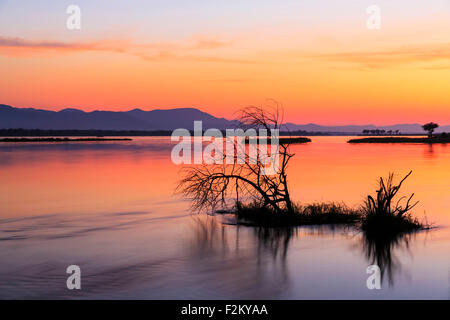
0, 104, 236, 130
1, 104, 449, 133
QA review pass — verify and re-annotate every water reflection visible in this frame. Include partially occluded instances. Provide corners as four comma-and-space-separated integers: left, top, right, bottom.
254, 227, 295, 262
1, 137, 449, 298
361, 230, 416, 287
192, 214, 423, 289
0, 138, 174, 166
190, 215, 366, 292
191, 215, 297, 263
187, 215, 293, 298
424, 144, 435, 159
0, 208, 442, 299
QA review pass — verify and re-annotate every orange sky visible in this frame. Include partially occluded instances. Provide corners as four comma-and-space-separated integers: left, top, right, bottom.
1, 1, 450, 125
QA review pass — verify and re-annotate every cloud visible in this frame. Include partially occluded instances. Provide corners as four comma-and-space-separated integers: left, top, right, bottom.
135, 51, 253, 64
0, 36, 131, 57
306, 42, 450, 69
0, 37, 77, 48
0, 36, 246, 63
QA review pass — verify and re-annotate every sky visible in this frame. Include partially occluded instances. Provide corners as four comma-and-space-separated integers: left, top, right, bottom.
1, 0, 450, 125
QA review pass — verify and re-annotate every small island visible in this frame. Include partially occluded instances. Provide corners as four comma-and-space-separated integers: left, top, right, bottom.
349, 122, 450, 144
278, 137, 311, 144
348, 136, 450, 144
0, 137, 133, 143
246, 137, 311, 144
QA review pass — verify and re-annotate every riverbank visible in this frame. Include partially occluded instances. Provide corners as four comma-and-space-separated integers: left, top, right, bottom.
246, 137, 311, 144
234, 201, 361, 227
0, 137, 133, 142
348, 136, 450, 144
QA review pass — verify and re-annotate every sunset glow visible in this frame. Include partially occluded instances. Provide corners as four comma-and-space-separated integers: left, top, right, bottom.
3, 1, 450, 304
2, 0, 450, 124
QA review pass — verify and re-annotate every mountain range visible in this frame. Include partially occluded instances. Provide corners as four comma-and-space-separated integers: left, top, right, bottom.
0, 104, 234, 131
1, 104, 449, 133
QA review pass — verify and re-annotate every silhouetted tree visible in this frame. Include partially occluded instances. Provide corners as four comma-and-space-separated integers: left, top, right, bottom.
422, 122, 439, 138
177, 102, 295, 214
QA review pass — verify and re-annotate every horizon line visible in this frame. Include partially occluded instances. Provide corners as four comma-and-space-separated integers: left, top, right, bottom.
1, 103, 449, 128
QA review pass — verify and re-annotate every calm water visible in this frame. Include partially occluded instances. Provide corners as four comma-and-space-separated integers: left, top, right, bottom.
0, 136, 449, 299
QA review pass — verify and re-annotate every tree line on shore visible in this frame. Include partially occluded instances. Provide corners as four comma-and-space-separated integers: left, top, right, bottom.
362, 122, 446, 138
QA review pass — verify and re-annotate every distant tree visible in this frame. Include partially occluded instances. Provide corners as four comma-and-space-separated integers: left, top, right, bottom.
362, 129, 369, 135
422, 122, 439, 138
387, 130, 393, 136
395, 130, 400, 135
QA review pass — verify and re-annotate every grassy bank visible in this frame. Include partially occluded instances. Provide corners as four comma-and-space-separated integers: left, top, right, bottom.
233, 200, 427, 233
245, 137, 311, 144
279, 137, 311, 144
0, 137, 133, 142
348, 136, 450, 144
235, 201, 361, 227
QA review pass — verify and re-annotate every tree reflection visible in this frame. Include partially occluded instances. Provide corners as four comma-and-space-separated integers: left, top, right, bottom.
254, 227, 295, 262
190, 214, 295, 265
361, 230, 416, 287
187, 215, 294, 297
